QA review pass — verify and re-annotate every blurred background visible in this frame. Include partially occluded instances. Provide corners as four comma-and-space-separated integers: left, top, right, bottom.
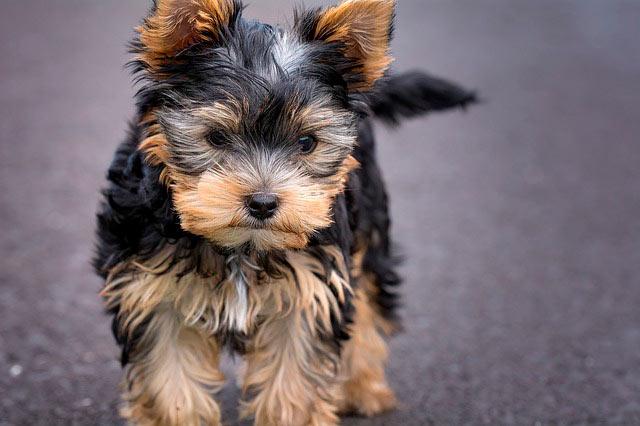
1, 0, 639, 424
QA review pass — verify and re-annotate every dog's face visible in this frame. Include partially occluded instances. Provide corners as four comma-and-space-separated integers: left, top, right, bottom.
134, 0, 394, 251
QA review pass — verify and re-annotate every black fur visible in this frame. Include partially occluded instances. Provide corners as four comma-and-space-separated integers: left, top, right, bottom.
370, 70, 477, 126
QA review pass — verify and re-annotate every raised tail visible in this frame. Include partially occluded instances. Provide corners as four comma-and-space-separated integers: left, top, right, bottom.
369, 70, 477, 126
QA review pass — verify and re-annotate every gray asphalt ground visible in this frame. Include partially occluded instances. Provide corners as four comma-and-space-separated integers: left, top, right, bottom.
1, 1, 640, 425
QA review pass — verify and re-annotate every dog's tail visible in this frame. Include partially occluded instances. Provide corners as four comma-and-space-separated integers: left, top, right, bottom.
368, 70, 477, 126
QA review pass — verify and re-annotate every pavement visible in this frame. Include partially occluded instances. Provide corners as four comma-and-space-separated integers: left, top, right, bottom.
1, 1, 639, 425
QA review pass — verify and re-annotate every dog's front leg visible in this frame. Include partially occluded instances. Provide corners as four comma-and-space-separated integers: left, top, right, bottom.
119, 306, 225, 426
240, 248, 350, 426
337, 287, 396, 416
241, 312, 340, 426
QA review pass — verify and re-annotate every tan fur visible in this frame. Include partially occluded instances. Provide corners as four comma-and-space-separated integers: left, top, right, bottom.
194, 101, 246, 134
138, 0, 237, 71
171, 154, 358, 251
102, 247, 258, 336
337, 288, 396, 416
350, 243, 400, 335
139, 125, 168, 167
137, 93, 359, 251
240, 246, 351, 426
360, 271, 400, 336
103, 244, 353, 425
138, 112, 173, 186
240, 313, 341, 426
120, 308, 225, 426
102, 244, 352, 340
315, 0, 395, 90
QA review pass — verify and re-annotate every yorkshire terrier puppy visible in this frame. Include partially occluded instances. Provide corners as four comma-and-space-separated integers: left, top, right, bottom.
94, 0, 474, 424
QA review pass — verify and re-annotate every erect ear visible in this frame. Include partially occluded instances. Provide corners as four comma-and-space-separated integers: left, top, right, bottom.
302, 0, 395, 91
136, 0, 241, 69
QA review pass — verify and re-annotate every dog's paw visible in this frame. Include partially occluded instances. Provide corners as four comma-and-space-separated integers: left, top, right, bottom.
339, 381, 397, 417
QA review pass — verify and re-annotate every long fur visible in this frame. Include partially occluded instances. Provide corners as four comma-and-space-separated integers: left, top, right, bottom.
370, 70, 477, 126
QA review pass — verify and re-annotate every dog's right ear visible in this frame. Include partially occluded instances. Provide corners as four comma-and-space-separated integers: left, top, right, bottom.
136, 0, 242, 70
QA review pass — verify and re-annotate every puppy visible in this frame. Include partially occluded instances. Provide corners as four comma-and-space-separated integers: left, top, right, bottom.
94, 0, 475, 424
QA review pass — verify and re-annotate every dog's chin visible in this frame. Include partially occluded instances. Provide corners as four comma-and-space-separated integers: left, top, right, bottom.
209, 226, 310, 252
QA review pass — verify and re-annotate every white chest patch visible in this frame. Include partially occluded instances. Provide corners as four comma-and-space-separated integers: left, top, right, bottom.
223, 252, 261, 333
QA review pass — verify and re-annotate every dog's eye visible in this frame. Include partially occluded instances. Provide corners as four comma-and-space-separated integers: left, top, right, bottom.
206, 130, 229, 147
297, 135, 317, 154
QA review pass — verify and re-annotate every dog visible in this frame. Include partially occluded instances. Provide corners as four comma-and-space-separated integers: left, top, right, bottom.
93, 0, 475, 424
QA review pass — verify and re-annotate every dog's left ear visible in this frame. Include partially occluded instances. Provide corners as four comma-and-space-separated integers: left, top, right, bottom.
298, 0, 395, 91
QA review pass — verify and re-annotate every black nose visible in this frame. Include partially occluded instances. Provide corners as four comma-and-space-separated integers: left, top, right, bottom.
246, 193, 278, 220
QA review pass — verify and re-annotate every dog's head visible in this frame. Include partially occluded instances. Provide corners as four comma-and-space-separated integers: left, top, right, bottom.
133, 0, 394, 251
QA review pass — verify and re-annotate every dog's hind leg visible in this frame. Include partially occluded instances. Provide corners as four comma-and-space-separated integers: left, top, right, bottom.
336, 285, 397, 417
